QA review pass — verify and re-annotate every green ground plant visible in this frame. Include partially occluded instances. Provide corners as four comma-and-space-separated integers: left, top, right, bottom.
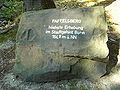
68, 82, 89, 90
0, 29, 17, 43
0, 0, 23, 43
0, 0, 23, 25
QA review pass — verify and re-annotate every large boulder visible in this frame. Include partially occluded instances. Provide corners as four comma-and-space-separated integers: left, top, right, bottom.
13, 6, 109, 82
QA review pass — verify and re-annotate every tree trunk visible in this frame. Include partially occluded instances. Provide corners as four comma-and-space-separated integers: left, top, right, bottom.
23, 0, 56, 11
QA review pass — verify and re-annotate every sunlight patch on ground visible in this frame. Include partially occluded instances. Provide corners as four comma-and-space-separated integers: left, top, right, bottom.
117, 55, 120, 65
105, 0, 120, 25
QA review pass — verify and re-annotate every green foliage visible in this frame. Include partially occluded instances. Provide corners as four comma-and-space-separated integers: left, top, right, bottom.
0, 0, 5, 4
55, 0, 104, 2
0, 0, 23, 21
68, 82, 77, 90
68, 82, 89, 90
79, 84, 89, 90
56, 1, 87, 9
106, 18, 118, 26
0, 0, 23, 43
0, 29, 17, 43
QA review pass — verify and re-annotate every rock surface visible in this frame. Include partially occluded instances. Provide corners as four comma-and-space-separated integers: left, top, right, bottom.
13, 6, 108, 82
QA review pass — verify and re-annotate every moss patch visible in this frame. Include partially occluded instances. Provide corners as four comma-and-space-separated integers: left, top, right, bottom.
0, 30, 17, 43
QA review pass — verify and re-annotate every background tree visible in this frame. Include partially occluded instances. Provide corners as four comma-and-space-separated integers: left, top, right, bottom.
23, 0, 56, 11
